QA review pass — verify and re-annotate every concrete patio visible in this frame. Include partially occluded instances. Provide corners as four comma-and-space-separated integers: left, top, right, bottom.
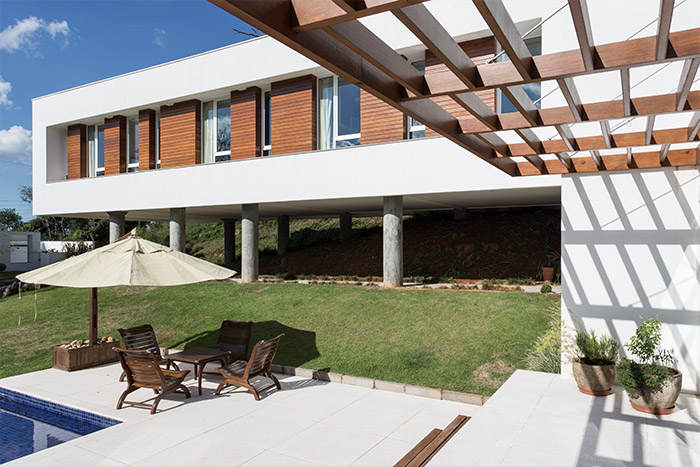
1, 365, 698, 466
0, 362, 478, 466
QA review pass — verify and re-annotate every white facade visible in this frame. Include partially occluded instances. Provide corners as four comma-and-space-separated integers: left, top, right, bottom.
561, 167, 700, 393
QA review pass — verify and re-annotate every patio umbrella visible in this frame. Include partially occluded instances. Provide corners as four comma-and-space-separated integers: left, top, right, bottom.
16, 230, 236, 344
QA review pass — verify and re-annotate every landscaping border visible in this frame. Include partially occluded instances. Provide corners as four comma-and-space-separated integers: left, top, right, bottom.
269, 363, 490, 406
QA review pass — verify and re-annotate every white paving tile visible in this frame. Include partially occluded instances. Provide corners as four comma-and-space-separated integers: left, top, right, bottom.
242, 449, 322, 466
321, 399, 421, 436
351, 436, 415, 466
271, 423, 384, 466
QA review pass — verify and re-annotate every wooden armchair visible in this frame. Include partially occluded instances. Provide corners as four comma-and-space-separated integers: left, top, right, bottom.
118, 324, 178, 381
114, 348, 191, 414
215, 334, 283, 401
216, 320, 253, 363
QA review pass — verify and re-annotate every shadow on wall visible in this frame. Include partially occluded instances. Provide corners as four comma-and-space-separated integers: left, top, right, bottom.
561, 167, 700, 394
169, 320, 320, 368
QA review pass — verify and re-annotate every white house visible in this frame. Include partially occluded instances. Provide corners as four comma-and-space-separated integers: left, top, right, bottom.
31, 0, 700, 393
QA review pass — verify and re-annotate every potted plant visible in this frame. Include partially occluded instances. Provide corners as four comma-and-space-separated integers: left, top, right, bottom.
540, 249, 560, 283
570, 323, 619, 396
616, 317, 682, 414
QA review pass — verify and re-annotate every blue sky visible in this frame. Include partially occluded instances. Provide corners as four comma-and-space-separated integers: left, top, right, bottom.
0, 0, 257, 221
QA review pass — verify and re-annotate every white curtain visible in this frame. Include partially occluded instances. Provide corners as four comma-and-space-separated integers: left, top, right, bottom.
319, 77, 334, 150
202, 101, 214, 164
87, 126, 95, 177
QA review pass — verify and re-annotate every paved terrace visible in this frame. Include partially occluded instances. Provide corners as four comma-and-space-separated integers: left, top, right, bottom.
1, 366, 698, 466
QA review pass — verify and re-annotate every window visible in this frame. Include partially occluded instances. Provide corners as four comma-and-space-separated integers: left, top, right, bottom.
498, 36, 542, 113
202, 99, 231, 163
319, 76, 361, 149
127, 119, 139, 172
263, 91, 271, 156
10, 236, 28, 263
87, 124, 105, 177
156, 112, 161, 169
409, 60, 426, 139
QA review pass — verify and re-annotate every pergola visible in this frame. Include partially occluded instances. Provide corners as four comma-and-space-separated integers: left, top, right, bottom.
210, 0, 699, 176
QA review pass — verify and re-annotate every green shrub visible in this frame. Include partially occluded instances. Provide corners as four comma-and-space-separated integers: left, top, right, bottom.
573, 328, 618, 365
540, 282, 552, 293
615, 317, 676, 391
526, 301, 562, 373
0, 263, 6, 272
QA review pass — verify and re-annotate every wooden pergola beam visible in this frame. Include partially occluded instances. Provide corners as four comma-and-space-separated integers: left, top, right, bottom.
600, 120, 613, 148
689, 111, 700, 141
568, 0, 595, 71
656, 0, 674, 60
555, 124, 578, 151
645, 115, 656, 145
411, 27, 700, 99
452, 92, 501, 131
291, 0, 427, 32
472, 0, 535, 80
504, 126, 697, 157
210, 0, 520, 176
677, 58, 700, 111
500, 85, 539, 126
620, 68, 632, 117
326, 20, 426, 95
557, 77, 585, 122
393, 3, 479, 89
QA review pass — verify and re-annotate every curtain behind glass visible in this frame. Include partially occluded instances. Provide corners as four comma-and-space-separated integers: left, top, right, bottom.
319, 77, 333, 150
87, 126, 95, 177
202, 101, 214, 164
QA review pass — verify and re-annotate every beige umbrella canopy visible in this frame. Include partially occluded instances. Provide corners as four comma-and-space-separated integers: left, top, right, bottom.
17, 230, 236, 344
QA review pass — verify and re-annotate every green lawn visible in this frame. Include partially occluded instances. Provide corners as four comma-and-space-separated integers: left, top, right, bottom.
0, 282, 557, 395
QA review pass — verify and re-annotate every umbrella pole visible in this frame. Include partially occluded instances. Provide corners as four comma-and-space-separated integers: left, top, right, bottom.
89, 288, 98, 346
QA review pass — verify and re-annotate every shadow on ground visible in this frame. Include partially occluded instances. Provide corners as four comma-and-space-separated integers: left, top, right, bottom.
169, 320, 320, 369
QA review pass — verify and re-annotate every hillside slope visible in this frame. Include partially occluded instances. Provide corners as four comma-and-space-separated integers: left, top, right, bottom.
142, 207, 559, 280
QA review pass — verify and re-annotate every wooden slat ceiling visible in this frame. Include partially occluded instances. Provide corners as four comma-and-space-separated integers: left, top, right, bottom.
210, 0, 700, 176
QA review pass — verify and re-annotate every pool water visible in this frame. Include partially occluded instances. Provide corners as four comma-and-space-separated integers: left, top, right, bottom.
0, 387, 120, 464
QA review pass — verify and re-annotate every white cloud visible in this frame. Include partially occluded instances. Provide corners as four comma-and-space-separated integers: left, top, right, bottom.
0, 16, 71, 53
0, 125, 32, 161
152, 28, 166, 48
0, 76, 11, 107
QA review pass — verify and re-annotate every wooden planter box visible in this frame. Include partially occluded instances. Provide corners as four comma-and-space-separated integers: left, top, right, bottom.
52, 340, 121, 372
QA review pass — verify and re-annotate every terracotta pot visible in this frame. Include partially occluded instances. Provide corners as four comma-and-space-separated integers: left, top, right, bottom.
626, 368, 682, 415
542, 267, 555, 282
572, 360, 616, 396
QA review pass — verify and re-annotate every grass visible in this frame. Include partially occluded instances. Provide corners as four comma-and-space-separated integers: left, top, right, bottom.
0, 282, 557, 396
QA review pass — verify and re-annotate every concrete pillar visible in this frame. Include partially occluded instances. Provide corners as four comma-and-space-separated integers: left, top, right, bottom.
277, 215, 290, 256
241, 204, 259, 283
339, 213, 352, 242
108, 211, 126, 243
222, 218, 236, 265
169, 208, 186, 252
383, 196, 403, 288
454, 208, 468, 221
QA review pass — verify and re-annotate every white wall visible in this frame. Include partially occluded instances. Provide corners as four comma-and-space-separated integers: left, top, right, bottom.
561, 166, 700, 394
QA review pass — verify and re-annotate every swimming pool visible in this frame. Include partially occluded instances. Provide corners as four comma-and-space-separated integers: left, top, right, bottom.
0, 387, 121, 464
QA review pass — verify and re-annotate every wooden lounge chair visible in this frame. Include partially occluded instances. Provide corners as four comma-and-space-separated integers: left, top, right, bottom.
216, 320, 253, 363
114, 348, 191, 414
117, 324, 178, 381
215, 334, 284, 400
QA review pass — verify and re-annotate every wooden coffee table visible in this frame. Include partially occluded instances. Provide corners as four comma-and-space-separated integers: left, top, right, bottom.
165, 348, 229, 395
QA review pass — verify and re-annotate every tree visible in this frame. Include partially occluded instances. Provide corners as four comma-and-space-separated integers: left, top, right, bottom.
0, 208, 22, 230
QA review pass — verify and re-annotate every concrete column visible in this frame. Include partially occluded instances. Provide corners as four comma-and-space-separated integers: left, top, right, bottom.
277, 215, 290, 256
454, 208, 468, 221
383, 196, 403, 288
222, 218, 236, 265
339, 213, 352, 242
108, 211, 126, 243
169, 208, 186, 252
241, 204, 259, 283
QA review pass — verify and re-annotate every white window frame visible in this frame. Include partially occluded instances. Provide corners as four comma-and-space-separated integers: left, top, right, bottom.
126, 118, 139, 172
202, 98, 232, 163
262, 88, 271, 156
87, 124, 105, 177
332, 76, 361, 147
155, 112, 161, 169
408, 59, 425, 139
